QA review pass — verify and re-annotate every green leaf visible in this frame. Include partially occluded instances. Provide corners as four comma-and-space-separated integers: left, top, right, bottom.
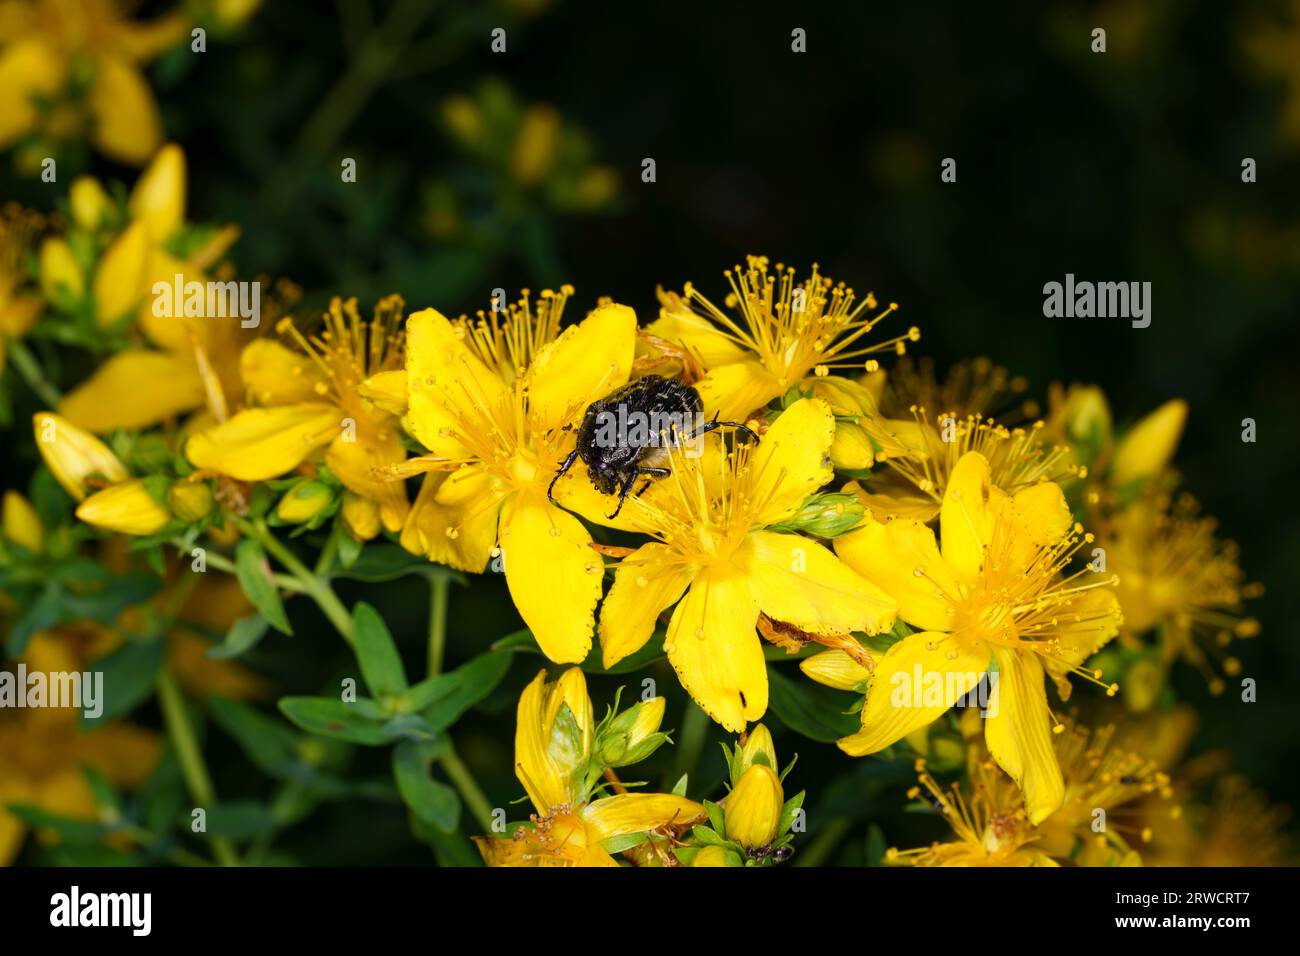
766, 666, 860, 743
81, 639, 166, 728
4, 805, 107, 843
207, 614, 269, 660
353, 602, 408, 698
704, 799, 726, 838
865, 824, 887, 866
235, 538, 292, 635
392, 738, 459, 832
278, 696, 396, 745
601, 832, 650, 854
420, 651, 511, 732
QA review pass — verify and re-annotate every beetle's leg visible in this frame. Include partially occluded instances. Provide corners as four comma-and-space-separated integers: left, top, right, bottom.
607, 467, 670, 519
547, 450, 579, 508
697, 412, 758, 442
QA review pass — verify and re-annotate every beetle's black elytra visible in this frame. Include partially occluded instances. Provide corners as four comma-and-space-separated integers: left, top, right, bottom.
546, 375, 756, 519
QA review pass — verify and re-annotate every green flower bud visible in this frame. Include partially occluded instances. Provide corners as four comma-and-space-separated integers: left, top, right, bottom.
275, 480, 333, 524
766, 492, 865, 538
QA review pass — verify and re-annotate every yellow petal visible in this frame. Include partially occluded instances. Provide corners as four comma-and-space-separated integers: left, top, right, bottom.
76, 479, 170, 536
341, 491, 381, 541
238, 339, 327, 405
137, 249, 198, 349
31, 412, 128, 501
358, 368, 408, 416
38, 237, 83, 304
745, 397, 836, 525
2, 490, 43, 552
835, 518, 959, 632
1008, 481, 1072, 547
581, 793, 704, 842
88, 56, 162, 166
405, 307, 503, 458
599, 543, 694, 667
514, 670, 570, 814
739, 530, 895, 636
127, 143, 185, 241
0, 40, 64, 151
983, 648, 1064, 825
800, 649, 872, 691
325, 428, 409, 533
837, 631, 987, 757
0, 806, 25, 866
185, 403, 339, 481
69, 722, 161, 790
939, 451, 1001, 582
1111, 399, 1187, 487
843, 479, 940, 523
524, 302, 636, 433
60, 349, 205, 432
666, 566, 764, 733
695, 359, 784, 422
93, 221, 149, 328
646, 304, 748, 367
500, 493, 600, 664
400, 471, 499, 572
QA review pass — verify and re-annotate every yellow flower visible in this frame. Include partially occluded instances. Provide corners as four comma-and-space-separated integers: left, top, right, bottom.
0, 633, 160, 865
31, 411, 128, 501
393, 289, 636, 663
2, 490, 43, 552
473, 669, 704, 867
646, 255, 919, 422
188, 295, 410, 533
593, 398, 896, 732
1033, 717, 1172, 866
725, 764, 783, 849
832, 451, 1121, 823
75, 478, 169, 536
887, 757, 1058, 867
58, 145, 245, 432
852, 411, 1081, 524
1103, 492, 1261, 695
0, 0, 188, 165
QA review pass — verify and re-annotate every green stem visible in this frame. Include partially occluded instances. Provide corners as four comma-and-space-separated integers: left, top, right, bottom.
670, 701, 710, 791
795, 816, 852, 868
120, 824, 214, 868
427, 575, 449, 678
7, 338, 62, 407
438, 748, 495, 833
156, 672, 240, 867
235, 517, 354, 643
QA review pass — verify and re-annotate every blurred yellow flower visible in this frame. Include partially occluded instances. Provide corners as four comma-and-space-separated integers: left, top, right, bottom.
0, 0, 189, 166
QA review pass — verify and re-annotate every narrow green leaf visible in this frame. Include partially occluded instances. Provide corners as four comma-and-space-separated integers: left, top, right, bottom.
278, 696, 396, 745
353, 602, 408, 698
393, 738, 459, 832
235, 539, 291, 635
766, 666, 860, 743
207, 614, 269, 660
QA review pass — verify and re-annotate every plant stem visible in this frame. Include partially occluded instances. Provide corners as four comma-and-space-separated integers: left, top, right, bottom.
7, 338, 62, 407
438, 748, 495, 833
235, 517, 354, 643
670, 701, 710, 791
427, 575, 449, 677
156, 672, 240, 867
197, 547, 307, 593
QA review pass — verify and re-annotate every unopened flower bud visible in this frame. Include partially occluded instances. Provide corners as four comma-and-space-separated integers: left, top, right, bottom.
766, 492, 864, 538
32, 412, 128, 501
168, 480, 213, 522
340, 491, 381, 541
76, 479, 170, 536
725, 764, 783, 850
275, 480, 333, 524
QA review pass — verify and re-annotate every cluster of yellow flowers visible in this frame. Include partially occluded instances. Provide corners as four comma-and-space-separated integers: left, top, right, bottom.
0, 151, 1279, 866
